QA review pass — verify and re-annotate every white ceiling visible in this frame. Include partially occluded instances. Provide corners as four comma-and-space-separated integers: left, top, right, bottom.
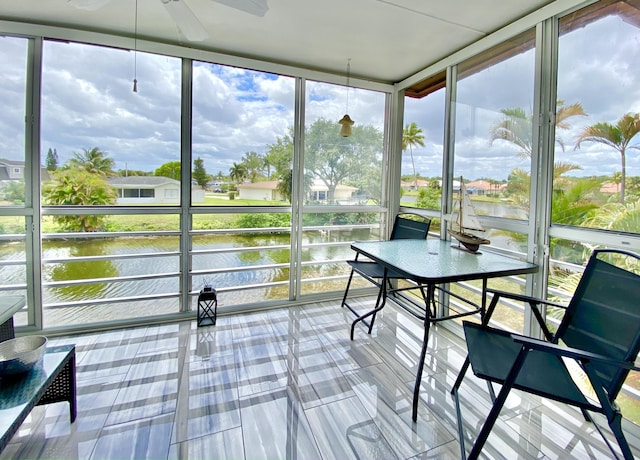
0, 0, 557, 83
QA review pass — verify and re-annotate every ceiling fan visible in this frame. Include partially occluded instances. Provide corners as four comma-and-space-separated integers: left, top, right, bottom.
67, 0, 269, 42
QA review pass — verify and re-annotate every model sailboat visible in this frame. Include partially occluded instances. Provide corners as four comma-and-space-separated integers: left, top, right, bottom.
447, 178, 490, 253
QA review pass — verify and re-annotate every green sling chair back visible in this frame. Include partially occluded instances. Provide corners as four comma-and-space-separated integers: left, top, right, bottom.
341, 213, 431, 339
453, 248, 640, 459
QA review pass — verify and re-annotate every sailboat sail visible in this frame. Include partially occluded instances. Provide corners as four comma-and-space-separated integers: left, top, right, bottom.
448, 178, 490, 252
457, 183, 484, 231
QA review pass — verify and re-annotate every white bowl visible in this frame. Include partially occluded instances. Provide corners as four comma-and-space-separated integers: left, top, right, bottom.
0, 336, 47, 376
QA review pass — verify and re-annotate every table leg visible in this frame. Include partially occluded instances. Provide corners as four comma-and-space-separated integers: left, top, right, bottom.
38, 348, 77, 423
69, 351, 77, 422
412, 283, 435, 422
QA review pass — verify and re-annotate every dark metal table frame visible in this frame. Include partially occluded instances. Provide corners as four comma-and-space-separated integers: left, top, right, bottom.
347, 239, 538, 422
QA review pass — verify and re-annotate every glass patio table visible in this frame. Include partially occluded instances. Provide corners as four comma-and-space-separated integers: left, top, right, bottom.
348, 239, 537, 421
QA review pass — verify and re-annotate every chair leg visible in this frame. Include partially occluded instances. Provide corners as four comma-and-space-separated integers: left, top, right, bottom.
452, 356, 470, 394
350, 285, 386, 340
585, 363, 636, 460
467, 377, 513, 460
608, 412, 635, 460
467, 346, 528, 460
453, 386, 468, 460
341, 268, 356, 309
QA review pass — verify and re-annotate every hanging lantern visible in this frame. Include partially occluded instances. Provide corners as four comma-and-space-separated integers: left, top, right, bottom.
339, 114, 354, 137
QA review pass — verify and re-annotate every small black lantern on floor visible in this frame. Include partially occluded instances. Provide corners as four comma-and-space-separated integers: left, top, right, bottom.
197, 286, 217, 326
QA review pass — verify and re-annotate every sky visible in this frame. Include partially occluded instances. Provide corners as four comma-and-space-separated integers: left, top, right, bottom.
1, 9, 640, 183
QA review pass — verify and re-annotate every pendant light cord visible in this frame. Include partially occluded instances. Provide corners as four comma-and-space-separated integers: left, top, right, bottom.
345, 58, 351, 114
133, 0, 138, 92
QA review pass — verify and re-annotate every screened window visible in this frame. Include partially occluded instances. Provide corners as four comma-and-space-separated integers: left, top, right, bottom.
40, 41, 182, 207
402, 71, 446, 233
0, 36, 28, 208
191, 62, 295, 206
452, 29, 535, 255
554, 1, 640, 237
304, 81, 385, 206
454, 30, 535, 221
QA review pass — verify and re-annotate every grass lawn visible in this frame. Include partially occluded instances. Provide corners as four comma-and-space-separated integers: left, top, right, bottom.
1, 197, 293, 234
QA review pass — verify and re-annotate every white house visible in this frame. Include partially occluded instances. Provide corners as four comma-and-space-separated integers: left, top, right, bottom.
236, 180, 284, 201
109, 176, 205, 205
236, 179, 358, 203
308, 179, 358, 203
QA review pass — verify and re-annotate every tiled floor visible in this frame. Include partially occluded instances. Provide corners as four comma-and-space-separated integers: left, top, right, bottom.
3, 297, 639, 459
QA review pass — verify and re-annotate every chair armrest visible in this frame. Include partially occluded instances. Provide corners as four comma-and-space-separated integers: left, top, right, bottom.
487, 289, 566, 309
488, 289, 566, 341
511, 334, 640, 372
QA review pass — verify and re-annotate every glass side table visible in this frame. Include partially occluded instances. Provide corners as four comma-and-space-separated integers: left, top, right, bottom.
0, 344, 76, 453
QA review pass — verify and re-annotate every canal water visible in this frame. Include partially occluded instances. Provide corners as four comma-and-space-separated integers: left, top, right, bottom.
1, 202, 527, 325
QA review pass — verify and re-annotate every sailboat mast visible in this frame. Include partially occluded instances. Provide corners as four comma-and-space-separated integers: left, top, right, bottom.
458, 177, 464, 230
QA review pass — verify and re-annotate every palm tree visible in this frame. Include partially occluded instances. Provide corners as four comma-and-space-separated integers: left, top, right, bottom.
554, 100, 588, 150
551, 178, 600, 226
229, 162, 248, 184
503, 167, 599, 258
490, 101, 586, 158
241, 151, 265, 182
574, 112, 640, 204
506, 161, 583, 209
402, 122, 425, 190
276, 170, 293, 202
67, 147, 115, 176
490, 107, 532, 158
584, 199, 640, 233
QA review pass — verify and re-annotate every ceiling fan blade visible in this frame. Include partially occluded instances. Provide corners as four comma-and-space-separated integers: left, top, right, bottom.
212, 0, 269, 17
162, 0, 209, 42
67, 0, 113, 11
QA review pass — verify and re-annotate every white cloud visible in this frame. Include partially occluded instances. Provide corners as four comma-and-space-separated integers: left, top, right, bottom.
1, 11, 640, 183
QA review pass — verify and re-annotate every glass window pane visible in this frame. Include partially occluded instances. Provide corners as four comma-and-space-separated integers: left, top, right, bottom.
301, 80, 386, 298
451, 30, 535, 254
191, 212, 292, 306
305, 81, 385, 206
41, 213, 181, 327
402, 74, 446, 212
299, 211, 382, 296
0, 216, 28, 327
454, 30, 536, 220
192, 63, 295, 206
555, 1, 640, 235
41, 41, 182, 207
0, 36, 28, 208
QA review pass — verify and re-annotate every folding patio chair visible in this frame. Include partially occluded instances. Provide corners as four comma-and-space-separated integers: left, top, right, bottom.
341, 213, 431, 338
452, 248, 640, 460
